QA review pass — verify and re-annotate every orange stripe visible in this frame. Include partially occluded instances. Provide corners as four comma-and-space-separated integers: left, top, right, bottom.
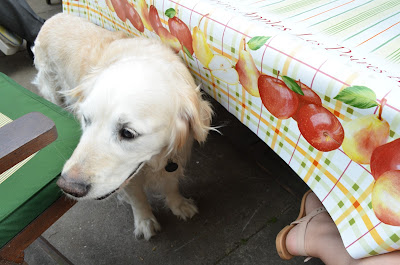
239, 28, 253, 123
210, 47, 235, 62
317, 164, 338, 186
160, 17, 168, 24
222, 101, 300, 150
63, 0, 70, 13
192, 68, 217, 98
334, 182, 373, 225
98, 4, 105, 29
255, 113, 278, 136
324, 106, 347, 121
346, 72, 359, 85
86, 3, 90, 20
282, 45, 302, 76
211, 75, 217, 99
189, 68, 236, 101
302, 1, 355, 22
303, 152, 323, 183
367, 221, 385, 247
368, 222, 396, 252
240, 90, 246, 122
238, 28, 252, 123
174, 0, 181, 16
336, 181, 350, 200
357, 21, 400, 47
271, 119, 282, 149
282, 133, 297, 148
204, 16, 235, 62
204, 17, 210, 42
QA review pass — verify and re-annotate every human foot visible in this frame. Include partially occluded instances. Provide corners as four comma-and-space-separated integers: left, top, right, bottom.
285, 192, 331, 258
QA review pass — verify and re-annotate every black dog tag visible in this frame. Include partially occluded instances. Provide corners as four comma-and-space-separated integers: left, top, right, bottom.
165, 160, 178, 172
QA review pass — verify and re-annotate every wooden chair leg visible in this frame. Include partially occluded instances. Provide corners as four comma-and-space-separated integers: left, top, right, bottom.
36, 236, 73, 265
0, 195, 76, 264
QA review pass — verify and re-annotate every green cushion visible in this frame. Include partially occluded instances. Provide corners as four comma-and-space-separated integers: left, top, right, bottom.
0, 73, 81, 248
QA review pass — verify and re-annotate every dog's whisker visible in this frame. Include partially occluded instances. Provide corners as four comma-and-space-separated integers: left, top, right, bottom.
51, 144, 68, 161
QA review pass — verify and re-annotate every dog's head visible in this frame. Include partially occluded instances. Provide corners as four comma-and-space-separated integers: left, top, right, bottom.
57, 55, 212, 200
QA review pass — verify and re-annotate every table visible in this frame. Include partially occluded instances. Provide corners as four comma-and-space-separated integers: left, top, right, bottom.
62, 0, 400, 258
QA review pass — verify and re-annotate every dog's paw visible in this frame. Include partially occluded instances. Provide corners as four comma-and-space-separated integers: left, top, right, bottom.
169, 198, 198, 221
134, 217, 161, 240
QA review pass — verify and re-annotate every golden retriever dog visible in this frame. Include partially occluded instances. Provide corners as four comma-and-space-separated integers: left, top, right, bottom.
33, 13, 213, 240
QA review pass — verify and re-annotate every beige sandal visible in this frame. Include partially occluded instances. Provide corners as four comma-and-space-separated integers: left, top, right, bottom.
276, 191, 327, 262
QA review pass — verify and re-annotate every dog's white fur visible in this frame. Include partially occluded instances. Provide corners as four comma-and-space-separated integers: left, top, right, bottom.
33, 13, 213, 239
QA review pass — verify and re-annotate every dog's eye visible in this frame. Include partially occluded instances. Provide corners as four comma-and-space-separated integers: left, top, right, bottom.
119, 128, 136, 139
82, 116, 91, 127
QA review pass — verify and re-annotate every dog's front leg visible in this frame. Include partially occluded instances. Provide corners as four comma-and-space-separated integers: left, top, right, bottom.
161, 174, 198, 220
119, 177, 160, 240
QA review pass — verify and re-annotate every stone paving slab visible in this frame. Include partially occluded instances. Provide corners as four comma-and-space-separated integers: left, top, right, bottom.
27, 126, 318, 264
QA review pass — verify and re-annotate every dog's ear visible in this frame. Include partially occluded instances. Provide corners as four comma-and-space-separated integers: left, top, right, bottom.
61, 72, 98, 115
188, 86, 213, 143
165, 58, 214, 154
171, 86, 213, 152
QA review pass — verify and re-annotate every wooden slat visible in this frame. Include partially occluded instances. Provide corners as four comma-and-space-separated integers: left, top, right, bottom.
0, 195, 76, 264
0, 112, 58, 174
0, 112, 69, 264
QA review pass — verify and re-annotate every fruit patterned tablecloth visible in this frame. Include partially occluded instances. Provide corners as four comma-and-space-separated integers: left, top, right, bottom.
62, 0, 400, 259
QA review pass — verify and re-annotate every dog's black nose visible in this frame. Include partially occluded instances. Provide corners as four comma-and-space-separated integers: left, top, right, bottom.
57, 175, 91, 198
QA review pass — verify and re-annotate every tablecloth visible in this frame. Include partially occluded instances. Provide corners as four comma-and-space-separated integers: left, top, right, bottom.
62, 0, 400, 259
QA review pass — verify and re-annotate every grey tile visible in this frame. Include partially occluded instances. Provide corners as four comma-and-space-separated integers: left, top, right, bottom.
0, 51, 38, 93
28, 0, 62, 20
218, 206, 324, 265
28, 128, 307, 265
24, 240, 58, 265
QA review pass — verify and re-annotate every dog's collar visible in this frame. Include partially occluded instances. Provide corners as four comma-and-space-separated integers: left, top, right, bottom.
165, 159, 178, 172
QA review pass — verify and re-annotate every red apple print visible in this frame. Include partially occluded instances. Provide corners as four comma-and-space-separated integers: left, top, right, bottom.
296, 104, 344, 152
149, 5, 163, 35
370, 138, 400, 180
137, 0, 153, 31
111, 0, 127, 22
125, 2, 144, 32
165, 8, 193, 55
258, 75, 299, 119
292, 82, 322, 120
371, 170, 400, 226
157, 27, 182, 53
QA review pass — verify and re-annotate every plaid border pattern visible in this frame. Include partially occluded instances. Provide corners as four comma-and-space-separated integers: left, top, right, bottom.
63, 0, 400, 259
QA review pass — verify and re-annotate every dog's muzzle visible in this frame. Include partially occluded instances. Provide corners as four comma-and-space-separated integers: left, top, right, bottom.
95, 162, 144, 200
96, 162, 143, 201
56, 176, 91, 198
57, 162, 143, 200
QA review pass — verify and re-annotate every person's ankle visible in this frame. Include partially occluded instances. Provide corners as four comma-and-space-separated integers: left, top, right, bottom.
303, 212, 333, 257
285, 210, 332, 258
